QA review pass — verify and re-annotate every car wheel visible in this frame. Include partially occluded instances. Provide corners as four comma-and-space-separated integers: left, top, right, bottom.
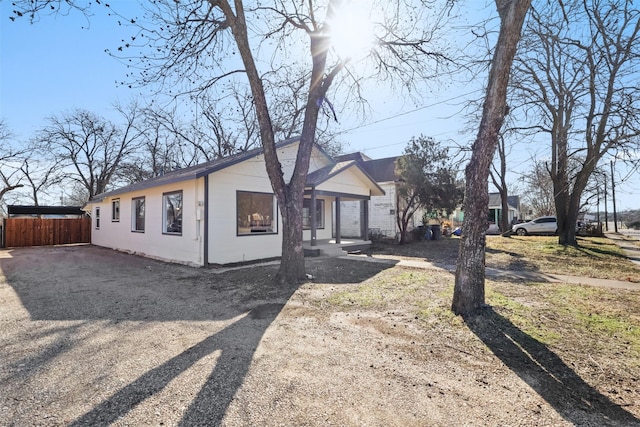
516, 228, 527, 236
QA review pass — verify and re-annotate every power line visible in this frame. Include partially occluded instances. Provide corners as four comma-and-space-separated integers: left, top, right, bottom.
331, 88, 484, 138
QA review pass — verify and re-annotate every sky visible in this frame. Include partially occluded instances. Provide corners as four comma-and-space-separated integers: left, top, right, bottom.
1, 1, 639, 211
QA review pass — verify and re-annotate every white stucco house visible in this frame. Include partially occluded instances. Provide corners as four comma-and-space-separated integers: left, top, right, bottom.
84, 138, 384, 266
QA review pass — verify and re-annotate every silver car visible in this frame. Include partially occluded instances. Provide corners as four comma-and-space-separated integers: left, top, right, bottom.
512, 216, 557, 236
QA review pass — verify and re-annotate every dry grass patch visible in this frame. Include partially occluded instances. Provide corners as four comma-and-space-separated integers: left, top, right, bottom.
370, 235, 640, 282
316, 259, 640, 419
486, 236, 640, 281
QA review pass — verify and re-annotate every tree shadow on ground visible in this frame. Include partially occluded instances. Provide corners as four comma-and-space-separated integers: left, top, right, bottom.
304, 257, 399, 283
0, 246, 395, 426
70, 303, 285, 427
465, 308, 640, 426
572, 244, 628, 260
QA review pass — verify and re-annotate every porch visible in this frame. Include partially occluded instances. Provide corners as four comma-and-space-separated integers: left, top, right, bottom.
303, 238, 372, 257
302, 160, 384, 258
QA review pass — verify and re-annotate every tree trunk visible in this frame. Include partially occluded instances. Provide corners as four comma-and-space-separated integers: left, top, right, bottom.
278, 197, 306, 282
499, 188, 510, 233
557, 169, 590, 245
222, 2, 332, 284
396, 192, 415, 245
452, 0, 531, 316
490, 135, 511, 233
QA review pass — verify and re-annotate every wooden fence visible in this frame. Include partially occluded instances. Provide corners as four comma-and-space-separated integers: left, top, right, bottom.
3, 217, 91, 247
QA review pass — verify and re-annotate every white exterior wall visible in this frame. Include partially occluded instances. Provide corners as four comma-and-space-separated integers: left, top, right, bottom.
339, 181, 401, 239
91, 179, 205, 266
302, 196, 334, 241
89, 142, 367, 266
315, 170, 374, 197
207, 161, 282, 265
368, 182, 398, 237
320, 167, 379, 239
338, 182, 426, 239
207, 143, 333, 264
335, 201, 362, 238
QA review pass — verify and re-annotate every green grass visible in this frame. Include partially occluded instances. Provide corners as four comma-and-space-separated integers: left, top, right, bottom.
486, 285, 563, 345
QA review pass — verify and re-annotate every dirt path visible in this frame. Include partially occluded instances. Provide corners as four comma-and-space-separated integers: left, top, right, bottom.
1, 245, 638, 426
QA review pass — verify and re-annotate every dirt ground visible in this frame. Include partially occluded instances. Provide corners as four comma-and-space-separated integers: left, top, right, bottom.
0, 243, 638, 426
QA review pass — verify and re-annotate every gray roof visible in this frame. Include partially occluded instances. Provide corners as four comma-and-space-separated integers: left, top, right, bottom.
8, 205, 85, 216
306, 160, 385, 195
89, 138, 302, 202
334, 152, 373, 163
335, 153, 399, 183
361, 156, 399, 183
488, 192, 520, 210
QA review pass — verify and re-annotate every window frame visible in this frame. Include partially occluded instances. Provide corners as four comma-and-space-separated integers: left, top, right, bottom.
236, 190, 278, 236
162, 190, 183, 236
131, 196, 145, 233
95, 206, 100, 229
303, 198, 325, 230
111, 199, 120, 222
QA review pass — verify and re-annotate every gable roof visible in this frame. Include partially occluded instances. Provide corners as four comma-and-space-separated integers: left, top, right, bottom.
361, 156, 399, 183
88, 137, 309, 202
334, 152, 373, 163
306, 160, 385, 196
488, 193, 520, 210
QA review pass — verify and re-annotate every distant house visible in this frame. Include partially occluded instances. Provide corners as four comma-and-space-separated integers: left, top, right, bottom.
488, 193, 521, 226
83, 138, 384, 266
334, 153, 427, 239
450, 192, 521, 232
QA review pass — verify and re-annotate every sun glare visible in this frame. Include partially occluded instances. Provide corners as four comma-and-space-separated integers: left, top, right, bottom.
328, 1, 375, 60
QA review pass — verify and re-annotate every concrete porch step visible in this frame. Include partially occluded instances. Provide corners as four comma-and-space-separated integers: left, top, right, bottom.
303, 239, 371, 257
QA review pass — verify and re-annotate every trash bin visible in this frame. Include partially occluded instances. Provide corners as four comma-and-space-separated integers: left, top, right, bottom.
430, 224, 441, 240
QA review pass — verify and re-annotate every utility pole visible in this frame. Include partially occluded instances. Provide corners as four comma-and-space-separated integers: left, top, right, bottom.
596, 187, 600, 224
604, 172, 608, 231
610, 161, 618, 233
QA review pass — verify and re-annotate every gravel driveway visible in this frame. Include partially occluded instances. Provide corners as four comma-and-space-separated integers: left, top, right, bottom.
1, 244, 638, 426
1, 245, 305, 426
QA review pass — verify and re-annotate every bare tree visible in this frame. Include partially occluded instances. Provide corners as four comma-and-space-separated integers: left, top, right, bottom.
12, 1, 456, 282
0, 121, 25, 202
112, 0, 456, 282
8, 1, 90, 22
37, 106, 143, 202
489, 134, 513, 232
519, 159, 556, 217
511, 0, 640, 245
452, 0, 532, 316
19, 156, 64, 206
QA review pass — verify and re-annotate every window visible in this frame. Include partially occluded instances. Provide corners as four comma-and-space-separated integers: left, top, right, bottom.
163, 191, 183, 235
303, 198, 324, 229
237, 191, 277, 235
111, 199, 120, 222
95, 207, 100, 229
132, 197, 145, 232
